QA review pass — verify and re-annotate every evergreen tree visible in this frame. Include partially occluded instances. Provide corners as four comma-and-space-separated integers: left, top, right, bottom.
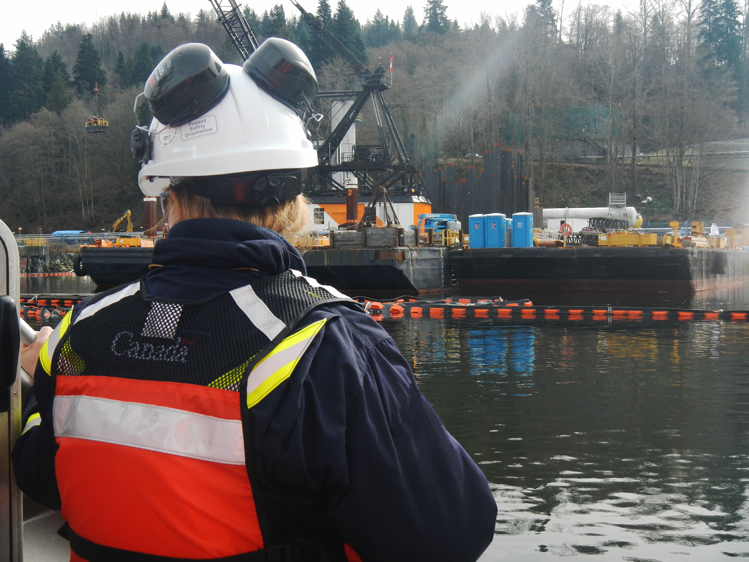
0, 45, 11, 123
73, 33, 107, 95
306, 0, 335, 70
535, 0, 557, 39
423, 0, 450, 34
524, 0, 557, 41
698, 0, 741, 69
243, 7, 263, 40
160, 2, 175, 22
42, 51, 70, 93
130, 42, 157, 88
403, 6, 419, 40
114, 51, 128, 85
44, 74, 72, 114
364, 9, 401, 47
219, 36, 243, 65
333, 0, 366, 62
150, 45, 165, 65
264, 4, 290, 39
293, 15, 313, 55
42, 51, 72, 113
716, 0, 741, 68
9, 33, 44, 121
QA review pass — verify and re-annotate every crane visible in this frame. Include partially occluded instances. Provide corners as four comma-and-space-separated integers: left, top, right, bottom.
208, 0, 260, 60
291, 0, 428, 199
207, 0, 428, 200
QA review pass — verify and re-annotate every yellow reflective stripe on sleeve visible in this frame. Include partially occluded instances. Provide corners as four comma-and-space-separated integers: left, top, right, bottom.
246, 318, 327, 409
39, 309, 74, 376
22, 412, 41, 435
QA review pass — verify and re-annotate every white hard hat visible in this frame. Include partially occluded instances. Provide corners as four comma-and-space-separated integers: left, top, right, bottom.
132, 39, 319, 207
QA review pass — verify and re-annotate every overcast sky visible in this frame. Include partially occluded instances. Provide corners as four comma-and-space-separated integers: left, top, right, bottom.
0, 0, 635, 49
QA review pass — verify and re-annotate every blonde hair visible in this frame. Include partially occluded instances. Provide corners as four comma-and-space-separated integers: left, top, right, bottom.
167, 182, 312, 247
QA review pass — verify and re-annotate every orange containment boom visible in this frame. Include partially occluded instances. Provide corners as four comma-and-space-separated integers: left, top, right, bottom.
357, 297, 747, 323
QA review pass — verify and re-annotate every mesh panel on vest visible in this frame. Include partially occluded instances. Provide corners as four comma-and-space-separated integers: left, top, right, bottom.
55, 272, 347, 392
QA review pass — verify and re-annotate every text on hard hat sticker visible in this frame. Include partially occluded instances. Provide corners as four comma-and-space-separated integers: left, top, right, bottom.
157, 127, 178, 147
181, 116, 217, 141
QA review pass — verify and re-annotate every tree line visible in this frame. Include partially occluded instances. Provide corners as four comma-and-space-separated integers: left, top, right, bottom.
1, 0, 748, 233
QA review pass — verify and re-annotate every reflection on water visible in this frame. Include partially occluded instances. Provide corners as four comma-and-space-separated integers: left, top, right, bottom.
20, 275, 98, 297
495, 282, 749, 310
19, 276, 749, 559
384, 318, 749, 561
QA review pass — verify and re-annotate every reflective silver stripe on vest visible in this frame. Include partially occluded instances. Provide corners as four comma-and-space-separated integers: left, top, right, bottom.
289, 269, 351, 300
141, 302, 183, 339
230, 284, 286, 340
53, 395, 245, 465
75, 282, 141, 324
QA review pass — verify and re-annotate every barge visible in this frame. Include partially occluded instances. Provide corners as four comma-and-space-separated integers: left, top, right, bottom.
76, 246, 154, 289
73, 226, 749, 298
75, 227, 452, 297
449, 246, 749, 295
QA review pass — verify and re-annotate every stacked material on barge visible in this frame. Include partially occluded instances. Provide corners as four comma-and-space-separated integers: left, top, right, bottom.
451, 220, 749, 295
75, 226, 453, 297
304, 227, 451, 298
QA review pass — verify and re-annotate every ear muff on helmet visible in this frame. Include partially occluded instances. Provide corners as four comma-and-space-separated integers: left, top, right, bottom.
243, 38, 318, 119
130, 44, 230, 164
145, 43, 230, 127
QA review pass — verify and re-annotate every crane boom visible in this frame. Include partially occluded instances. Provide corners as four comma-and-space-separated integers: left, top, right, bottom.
290, 0, 370, 81
208, 0, 260, 60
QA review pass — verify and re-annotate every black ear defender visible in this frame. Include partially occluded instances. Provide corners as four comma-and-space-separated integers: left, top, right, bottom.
130, 127, 151, 163
131, 44, 232, 164
243, 38, 318, 119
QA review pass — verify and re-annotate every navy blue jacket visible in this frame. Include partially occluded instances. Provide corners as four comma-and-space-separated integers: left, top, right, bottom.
14, 218, 497, 561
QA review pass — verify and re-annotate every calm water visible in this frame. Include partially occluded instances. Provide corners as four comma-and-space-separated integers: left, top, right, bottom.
22, 276, 749, 560
384, 312, 749, 561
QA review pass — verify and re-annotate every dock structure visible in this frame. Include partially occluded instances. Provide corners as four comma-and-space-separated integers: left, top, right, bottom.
16, 240, 49, 272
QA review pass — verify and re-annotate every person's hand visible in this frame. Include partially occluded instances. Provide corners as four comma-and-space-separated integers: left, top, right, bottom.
20, 326, 53, 378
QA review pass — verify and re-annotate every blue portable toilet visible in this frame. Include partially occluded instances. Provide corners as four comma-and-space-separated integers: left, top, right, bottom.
512, 212, 534, 247
469, 214, 486, 248
486, 213, 506, 248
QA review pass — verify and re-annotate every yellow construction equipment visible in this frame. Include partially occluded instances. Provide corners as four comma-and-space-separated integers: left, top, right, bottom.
112, 210, 133, 233
598, 231, 658, 247
85, 117, 109, 133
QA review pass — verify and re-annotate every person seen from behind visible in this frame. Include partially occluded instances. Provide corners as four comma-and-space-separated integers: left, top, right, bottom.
13, 39, 497, 561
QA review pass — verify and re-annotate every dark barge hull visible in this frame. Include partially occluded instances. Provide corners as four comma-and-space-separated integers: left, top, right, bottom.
78, 244, 452, 298
303, 246, 450, 298
78, 246, 154, 289
449, 247, 749, 294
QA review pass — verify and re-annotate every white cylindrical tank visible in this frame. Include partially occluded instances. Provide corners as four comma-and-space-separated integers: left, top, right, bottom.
543, 207, 639, 227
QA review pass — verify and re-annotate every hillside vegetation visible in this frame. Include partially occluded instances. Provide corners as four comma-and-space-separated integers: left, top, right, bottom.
2, 0, 749, 232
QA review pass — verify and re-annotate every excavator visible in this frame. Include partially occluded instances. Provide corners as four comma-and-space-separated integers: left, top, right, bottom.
78, 210, 153, 251
111, 210, 133, 233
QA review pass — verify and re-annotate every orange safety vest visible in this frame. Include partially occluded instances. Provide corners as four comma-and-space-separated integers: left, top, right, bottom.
38, 271, 359, 561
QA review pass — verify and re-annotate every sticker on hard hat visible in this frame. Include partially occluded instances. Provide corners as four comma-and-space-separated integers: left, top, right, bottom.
181, 115, 217, 141
157, 127, 178, 147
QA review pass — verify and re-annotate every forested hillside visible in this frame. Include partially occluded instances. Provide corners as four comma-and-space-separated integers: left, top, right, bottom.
1, 0, 748, 233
